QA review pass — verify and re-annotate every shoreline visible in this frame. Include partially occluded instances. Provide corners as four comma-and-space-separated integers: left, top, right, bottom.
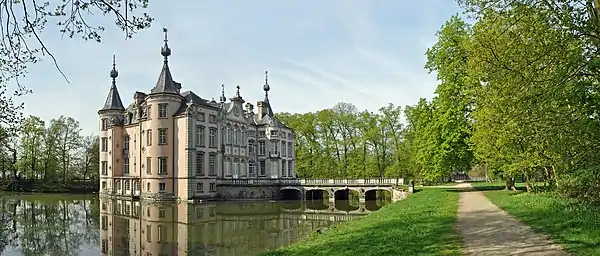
261, 189, 462, 256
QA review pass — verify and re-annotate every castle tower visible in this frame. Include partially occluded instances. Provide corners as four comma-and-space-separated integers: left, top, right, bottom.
98, 55, 125, 193
144, 27, 185, 198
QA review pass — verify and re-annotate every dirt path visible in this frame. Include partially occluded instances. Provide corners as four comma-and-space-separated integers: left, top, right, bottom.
455, 183, 569, 256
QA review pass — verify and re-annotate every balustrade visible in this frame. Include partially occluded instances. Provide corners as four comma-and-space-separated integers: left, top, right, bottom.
215, 177, 403, 186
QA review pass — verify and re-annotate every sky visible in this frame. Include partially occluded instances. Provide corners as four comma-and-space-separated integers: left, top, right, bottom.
13, 0, 462, 135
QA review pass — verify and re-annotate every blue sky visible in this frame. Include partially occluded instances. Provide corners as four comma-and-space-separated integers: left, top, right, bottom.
14, 0, 461, 135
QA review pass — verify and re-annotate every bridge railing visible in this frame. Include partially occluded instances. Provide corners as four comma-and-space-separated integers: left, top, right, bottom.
216, 178, 404, 186
298, 178, 404, 186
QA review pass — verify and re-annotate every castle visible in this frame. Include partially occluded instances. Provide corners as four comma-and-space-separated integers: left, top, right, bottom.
97, 29, 296, 201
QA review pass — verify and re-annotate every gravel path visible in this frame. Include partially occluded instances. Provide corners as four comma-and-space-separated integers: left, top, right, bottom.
455, 183, 570, 256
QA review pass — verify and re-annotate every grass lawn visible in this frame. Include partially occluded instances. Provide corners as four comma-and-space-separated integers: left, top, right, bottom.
261, 189, 463, 256
484, 190, 600, 255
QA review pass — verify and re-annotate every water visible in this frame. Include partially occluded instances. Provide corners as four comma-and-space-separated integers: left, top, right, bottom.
0, 194, 389, 256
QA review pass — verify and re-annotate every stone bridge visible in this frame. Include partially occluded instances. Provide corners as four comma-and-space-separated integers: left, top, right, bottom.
278, 178, 407, 203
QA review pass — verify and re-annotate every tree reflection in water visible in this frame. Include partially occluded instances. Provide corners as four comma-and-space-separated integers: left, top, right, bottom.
0, 194, 100, 256
0, 194, 389, 256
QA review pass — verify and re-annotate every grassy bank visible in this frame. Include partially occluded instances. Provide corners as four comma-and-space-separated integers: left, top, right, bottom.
484, 190, 600, 255
262, 189, 463, 256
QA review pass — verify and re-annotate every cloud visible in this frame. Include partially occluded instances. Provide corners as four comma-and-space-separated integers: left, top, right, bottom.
10, 0, 461, 135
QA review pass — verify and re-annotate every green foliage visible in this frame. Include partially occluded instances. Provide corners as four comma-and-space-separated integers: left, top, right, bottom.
416, 0, 600, 201
277, 102, 409, 179
11, 115, 99, 185
0, 1, 152, 165
263, 189, 462, 256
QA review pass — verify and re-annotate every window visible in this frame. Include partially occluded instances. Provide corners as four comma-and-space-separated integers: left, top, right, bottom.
196, 126, 205, 146
209, 182, 215, 192
124, 158, 130, 174
101, 137, 108, 152
146, 157, 151, 174
147, 130, 152, 146
101, 161, 108, 175
258, 141, 265, 155
288, 160, 293, 176
208, 154, 216, 175
159, 182, 166, 192
101, 118, 108, 130
288, 142, 292, 157
198, 113, 205, 122
146, 225, 152, 242
282, 161, 286, 177
233, 128, 238, 145
123, 136, 130, 151
209, 128, 216, 147
227, 127, 233, 144
270, 140, 278, 155
101, 239, 108, 254
159, 208, 166, 218
102, 181, 107, 190
196, 208, 203, 219
101, 215, 108, 230
225, 159, 231, 176
147, 106, 152, 119
157, 225, 166, 243
196, 182, 203, 192
158, 157, 168, 174
270, 130, 277, 136
259, 160, 266, 176
196, 152, 205, 176
248, 141, 254, 153
240, 160, 246, 176
281, 141, 286, 157
158, 103, 168, 118
209, 114, 217, 123
125, 180, 131, 190
249, 161, 255, 175
158, 129, 167, 145
146, 183, 150, 192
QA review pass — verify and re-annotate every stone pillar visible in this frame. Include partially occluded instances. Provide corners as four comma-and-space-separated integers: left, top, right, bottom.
328, 191, 335, 203
358, 193, 366, 204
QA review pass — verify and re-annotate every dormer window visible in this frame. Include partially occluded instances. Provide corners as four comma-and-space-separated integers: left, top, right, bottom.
158, 103, 168, 118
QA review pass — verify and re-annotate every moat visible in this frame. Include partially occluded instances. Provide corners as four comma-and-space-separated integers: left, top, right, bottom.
0, 194, 390, 256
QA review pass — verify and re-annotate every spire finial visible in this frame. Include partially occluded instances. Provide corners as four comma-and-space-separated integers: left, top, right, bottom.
161, 27, 171, 61
220, 84, 226, 103
236, 85, 241, 97
263, 69, 270, 98
110, 54, 118, 80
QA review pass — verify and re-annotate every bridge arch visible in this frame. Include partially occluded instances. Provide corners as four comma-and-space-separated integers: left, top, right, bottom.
280, 187, 302, 200
333, 187, 361, 201
305, 188, 330, 201
364, 188, 392, 201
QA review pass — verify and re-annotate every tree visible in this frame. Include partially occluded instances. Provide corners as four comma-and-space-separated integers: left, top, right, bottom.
0, 0, 153, 147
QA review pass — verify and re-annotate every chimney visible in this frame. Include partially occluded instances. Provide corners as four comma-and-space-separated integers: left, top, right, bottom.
246, 103, 254, 114
174, 81, 182, 94
256, 101, 264, 120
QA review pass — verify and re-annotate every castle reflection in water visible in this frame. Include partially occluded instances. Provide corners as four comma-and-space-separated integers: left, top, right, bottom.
99, 197, 387, 256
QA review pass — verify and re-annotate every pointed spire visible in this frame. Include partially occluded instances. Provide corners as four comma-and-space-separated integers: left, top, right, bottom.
100, 55, 125, 112
236, 85, 241, 97
220, 84, 226, 103
150, 28, 178, 95
263, 69, 270, 100
260, 70, 274, 118
161, 27, 171, 62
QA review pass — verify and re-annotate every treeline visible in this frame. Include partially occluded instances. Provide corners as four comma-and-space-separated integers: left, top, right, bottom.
281, 1, 600, 205
277, 103, 409, 179
0, 115, 99, 189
